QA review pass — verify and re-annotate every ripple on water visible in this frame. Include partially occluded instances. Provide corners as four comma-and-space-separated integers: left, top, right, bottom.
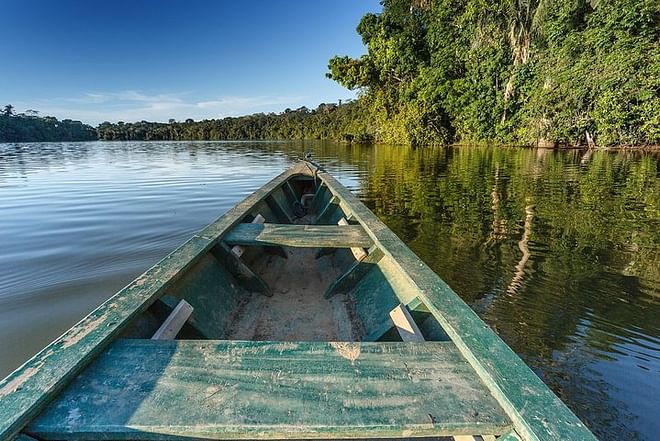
0, 141, 658, 440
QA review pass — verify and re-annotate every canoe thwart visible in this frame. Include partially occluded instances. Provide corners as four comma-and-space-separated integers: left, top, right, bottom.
224, 223, 373, 249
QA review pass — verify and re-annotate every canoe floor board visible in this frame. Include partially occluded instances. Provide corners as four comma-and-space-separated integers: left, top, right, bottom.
27, 340, 511, 440
225, 247, 358, 341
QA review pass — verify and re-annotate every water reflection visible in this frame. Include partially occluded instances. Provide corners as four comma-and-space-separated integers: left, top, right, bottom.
357, 145, 659, 441
0, 141, 658, 440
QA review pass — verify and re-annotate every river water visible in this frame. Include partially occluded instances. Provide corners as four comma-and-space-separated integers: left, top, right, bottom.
0, 141, 658, 440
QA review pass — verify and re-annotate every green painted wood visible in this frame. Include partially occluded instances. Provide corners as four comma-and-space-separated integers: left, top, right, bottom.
498, 431, 523, 440
315, 195, 341, 224
271, 187, 294, 218
406, 296, 430, 313
210, 242, 272, 297
350, 264, 403, 340
0, 165, 314, 441
283, 181, 298, 206
0, 236, 213, 441
324, 248, 384, 299
224, 223, 374, 249
28, 340, 511, 440
310, 183, 328, 213
198, 164, 309, 242
363, 320, 395, 342
169, 253, 251, 337
265, 194, 294, 223
12, 434, 38, 441
314, 168, 598, 441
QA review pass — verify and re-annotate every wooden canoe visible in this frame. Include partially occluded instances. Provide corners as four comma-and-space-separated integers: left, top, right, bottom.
0, 161, 597, 441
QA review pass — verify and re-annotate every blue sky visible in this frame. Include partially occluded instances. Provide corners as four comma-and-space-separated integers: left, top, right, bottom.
0, 1, 381, 124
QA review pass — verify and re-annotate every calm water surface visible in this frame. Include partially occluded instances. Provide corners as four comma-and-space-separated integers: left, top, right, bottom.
0, 141, 658, 440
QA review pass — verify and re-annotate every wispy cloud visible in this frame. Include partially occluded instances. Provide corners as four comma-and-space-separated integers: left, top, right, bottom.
18, 90, 309, 125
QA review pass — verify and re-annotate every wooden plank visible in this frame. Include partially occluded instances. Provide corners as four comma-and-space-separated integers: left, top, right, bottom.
231, 213, 265, 258
198, 162, 309, 242
300, 193, 315, 209
265, 195, 293, 224
314, 169, 598, 441
0, 164, 314, 441
151, 299, 193, 340
406, 296, 430, 313
389, 304, 425, 342
453, 436, 478, 441
338, 217, 368, 261
211, 242, 272, 297
315, 195, 340, 224
284, 181, 298, 204
324, 248, 384, 299
310, 184, 328, 213
28, 340, 512, 440
497, 431, 522, 440
224, 223, 373, 249
13, 434, 39, 441
363, 320, 395, 342
0, 236, 213, 441
482, 435, 497, 441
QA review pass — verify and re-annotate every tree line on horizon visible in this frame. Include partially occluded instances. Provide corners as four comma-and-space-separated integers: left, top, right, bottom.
0, 105, 97, 142
2, 0, 658, 146
0, 102, 373, 144
96, 101, 374, 142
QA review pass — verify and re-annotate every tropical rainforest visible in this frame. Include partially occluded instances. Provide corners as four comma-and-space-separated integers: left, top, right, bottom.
0, 105, 96, 142
2, 0, 658, 146
326, 0, 659, 147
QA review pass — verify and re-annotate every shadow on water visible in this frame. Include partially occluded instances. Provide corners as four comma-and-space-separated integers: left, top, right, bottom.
0, 141, 658, 440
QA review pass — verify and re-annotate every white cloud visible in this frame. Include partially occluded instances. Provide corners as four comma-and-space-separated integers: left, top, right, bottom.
20, 90, 309, 125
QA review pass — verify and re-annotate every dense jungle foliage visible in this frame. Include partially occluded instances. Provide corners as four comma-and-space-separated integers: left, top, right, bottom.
328, 0, 660, 147
3, 0, 658, 146
0, 105, 96, 142
95, 101, 374, 142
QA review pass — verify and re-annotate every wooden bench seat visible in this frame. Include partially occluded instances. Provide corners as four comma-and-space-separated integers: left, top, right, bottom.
27, 340, 511, 440
223, 223, 374, 248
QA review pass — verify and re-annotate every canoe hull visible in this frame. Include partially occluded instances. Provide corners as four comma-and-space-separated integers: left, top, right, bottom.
0, 162, 597, 441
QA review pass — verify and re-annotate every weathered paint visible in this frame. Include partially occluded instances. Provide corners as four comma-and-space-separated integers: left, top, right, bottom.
0, 161, 598, 441
313, 165, 598, 441
166, 252, 248, 338
27, 340, 511, 440
324, 248, 384, 299
315, 195, 341, 225
210, 242, 273, 297
265, 195, 294, 224
0, 165, 310, 441
224, 223, 373, 249
309, 183, 327, 213
0, 236, 213, 441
